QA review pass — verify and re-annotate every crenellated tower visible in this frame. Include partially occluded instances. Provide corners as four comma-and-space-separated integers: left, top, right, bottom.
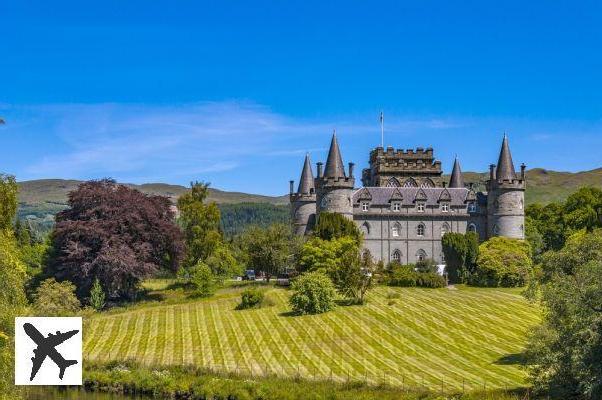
486, 135, 526, 239
315, 132, 355, 219
289, 153, 317, 235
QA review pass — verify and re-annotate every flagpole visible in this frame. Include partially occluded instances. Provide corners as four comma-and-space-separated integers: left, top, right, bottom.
380, 111, 384, 148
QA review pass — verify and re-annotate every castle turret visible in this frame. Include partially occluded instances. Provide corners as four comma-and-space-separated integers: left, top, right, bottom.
290, 153, 317, 235
486, 135, 525, 239
316, 132, 355, 219
448, 157, 465, 188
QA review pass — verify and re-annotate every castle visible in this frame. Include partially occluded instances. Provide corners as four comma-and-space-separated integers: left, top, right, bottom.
289, 133, 526, 265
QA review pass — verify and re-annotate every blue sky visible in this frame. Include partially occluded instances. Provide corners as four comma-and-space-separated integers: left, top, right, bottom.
1, 1, 601, 195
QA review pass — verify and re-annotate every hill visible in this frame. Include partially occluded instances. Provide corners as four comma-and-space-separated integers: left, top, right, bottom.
84, 282, 539, 391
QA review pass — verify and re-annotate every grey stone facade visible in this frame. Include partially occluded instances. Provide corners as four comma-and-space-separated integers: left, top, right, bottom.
289, 133, 525, 264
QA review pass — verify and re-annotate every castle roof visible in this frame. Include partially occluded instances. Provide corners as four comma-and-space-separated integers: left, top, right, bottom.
449, 158, 465, 188
495, 135, 516, 181
323, 132, 346, 178
353, 187, 471, 207
297, 153, 315, 194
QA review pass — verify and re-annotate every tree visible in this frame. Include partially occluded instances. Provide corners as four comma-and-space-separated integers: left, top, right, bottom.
442, 233, 468, 282
177, 182, 222, 270
0, 174, 17, 231
471, 237, 532, 287
525, 216, 545, 263
289, 271, 336, 315
562, 187, 602, 234
298, 236, 357, 273
526, 229, 602, 399
189, 261, 216, 297
33, 278, 81, 316
526, 202, 566, 251
89, 277, 106, 311
312, 212, 361, 243
238, 223, 300, 280
48, 179, 184, 300
0, 230, 27, 399
205, 243, 241, 283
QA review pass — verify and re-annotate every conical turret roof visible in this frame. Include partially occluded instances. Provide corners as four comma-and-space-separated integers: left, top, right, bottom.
449, 157, 465, 188
495, 134, 517, 181
323, 132, 346, 178
297, 153, 315, 194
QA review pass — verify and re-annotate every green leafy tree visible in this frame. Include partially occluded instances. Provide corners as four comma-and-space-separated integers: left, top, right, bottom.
89, 277, 106, 311
178, 182, 222, 270
205, 243, 241, 283
442, 233, 468, 283
289, 271, 336, 315
526, 229, 602, 399
471, 237, 532, 287
526, 202, 566, 251
525, 216, 545, 263
312, 212, 361, 243
238, 223, 300, 280
562, 187, 602, 234
189, 261, 216, 297
298, 236, 357, 273
0, 231, 27, 399
237, 288, 264, 310
0, 174, 17, 231
33, 278, 81, 316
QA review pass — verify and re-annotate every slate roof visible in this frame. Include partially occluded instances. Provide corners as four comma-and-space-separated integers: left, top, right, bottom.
323, 133, 346, 178
353, 187, 472, 206
496, 135, 517, 181
449, 158, 465, 188
297, 153, 315, 194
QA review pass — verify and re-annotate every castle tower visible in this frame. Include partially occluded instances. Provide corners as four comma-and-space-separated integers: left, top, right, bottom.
486, 135, 526, 239
289, 153, 317, 236
448, 157, 465, 188
315, 132, 355, 219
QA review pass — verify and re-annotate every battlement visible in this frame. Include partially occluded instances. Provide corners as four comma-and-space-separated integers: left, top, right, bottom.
316, 176, 355, 189
290, 192, 317, 203
369, 146, 436, 160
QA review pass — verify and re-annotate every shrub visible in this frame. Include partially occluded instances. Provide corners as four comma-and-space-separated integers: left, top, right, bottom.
470, 237, 532, 287
33, 278, 81, 316
289, 272, 336, 315
312, 212, 361, 243
387, 263, 446, 288
237, 288, 264, 310
89, 277, 106, 311
189, 262, 216, 297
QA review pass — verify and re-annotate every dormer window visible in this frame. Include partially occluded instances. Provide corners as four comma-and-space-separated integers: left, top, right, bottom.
361, 202, 370, 212
392, 202, 401, 212
441, 203, 449, 212
468, 202, 477, 213
417, 203, 425, 212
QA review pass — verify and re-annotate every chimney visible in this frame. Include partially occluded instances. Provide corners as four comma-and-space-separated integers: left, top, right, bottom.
469, 182, 474, 190
289, 180, 294, 195
489, 164, 496, 181
317, 162, 323, 178
442, 181, 447, 188
521, 163, 526, 180
348, 162, 355, 178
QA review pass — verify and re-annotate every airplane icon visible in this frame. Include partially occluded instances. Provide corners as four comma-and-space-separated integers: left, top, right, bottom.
23, 322, 79, 381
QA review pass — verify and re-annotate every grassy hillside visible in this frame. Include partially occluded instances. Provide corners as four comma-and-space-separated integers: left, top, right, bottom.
83, 282, 539, 392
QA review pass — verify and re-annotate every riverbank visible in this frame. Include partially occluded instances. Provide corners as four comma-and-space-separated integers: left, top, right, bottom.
79, 361, 536, 400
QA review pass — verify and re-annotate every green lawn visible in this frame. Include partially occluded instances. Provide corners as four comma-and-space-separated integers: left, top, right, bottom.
83, 282, 540, 392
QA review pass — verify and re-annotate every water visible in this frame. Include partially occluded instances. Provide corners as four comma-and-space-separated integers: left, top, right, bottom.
26, 387, 142, 399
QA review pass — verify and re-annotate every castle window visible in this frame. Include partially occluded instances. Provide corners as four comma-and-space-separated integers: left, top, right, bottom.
468, 223, 477, 233
361, 202, 370, 212
392, 223, 401, 237
441, 223, 450, 237
403, 178, 418, 188
519, 199, 524, 210
361, 222, 371, 236
392, 250, 401, 263
417, 223, 425, 237
392, 202, 401, 212
386, 178, 400, 187
420, 178, 435, 188
441, 203, 449, 212
468, 202, 477, 213
417, 203, 425, 212
493, 224, 500, 236
416, 249, 427, 262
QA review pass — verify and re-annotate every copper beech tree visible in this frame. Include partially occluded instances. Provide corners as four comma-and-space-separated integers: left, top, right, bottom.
49, 179, 184, 300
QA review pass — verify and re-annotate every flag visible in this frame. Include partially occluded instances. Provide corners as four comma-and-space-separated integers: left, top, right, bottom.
379, 112, 383, 123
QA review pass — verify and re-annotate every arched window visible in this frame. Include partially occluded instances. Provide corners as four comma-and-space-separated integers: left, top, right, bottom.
361, 222, 371, 236
468, 223, 477, 233
386, 178, 400, 187
392, 250, 402, 263
402, 178, 418, 187
417, 223, 425, 237
416, 249, 427, 262
441, 223, 450, 237
391, 223, 401, 237
519, 199, 524, 210
420, 178, 435, 188
493, 224, 500, 236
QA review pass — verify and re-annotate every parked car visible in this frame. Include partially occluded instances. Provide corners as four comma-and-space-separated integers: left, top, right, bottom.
242, 269, 256, 281
276, 269, 298, 286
